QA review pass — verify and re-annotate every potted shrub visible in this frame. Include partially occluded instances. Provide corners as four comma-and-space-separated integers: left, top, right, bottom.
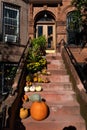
31, 36, 46, 56
26, 36, 47, 74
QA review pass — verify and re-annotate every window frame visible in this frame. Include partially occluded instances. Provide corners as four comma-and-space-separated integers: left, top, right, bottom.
3, 3, 20, 44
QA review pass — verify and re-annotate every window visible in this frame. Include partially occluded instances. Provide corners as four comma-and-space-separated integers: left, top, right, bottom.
67, 11, 80, 45
3, 3, 20, 43
67, 11, 79, 31
0, 63, 18, 95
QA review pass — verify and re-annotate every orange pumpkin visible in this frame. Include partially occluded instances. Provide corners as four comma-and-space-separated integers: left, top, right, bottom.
30, 101, 48, 121
22, 94, 29, 102
19, 108, 29, 119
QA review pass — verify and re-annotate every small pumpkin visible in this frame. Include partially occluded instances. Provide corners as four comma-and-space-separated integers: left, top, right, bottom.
26, 81, 32, 86
41, 68, 47, 75
29, 85, 36, 92
19, 108, 29, 119
29, 94, 42, 102
38, 77, 43, 83
33, 76, 38, 82
35, 86, 42, 92
24, 86, 30, 92
22, 94, 29, 102
44, 77, 50, 83
30, 101, 48, 121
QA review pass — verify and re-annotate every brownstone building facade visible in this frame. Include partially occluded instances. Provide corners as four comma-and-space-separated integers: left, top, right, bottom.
0, 0, 76, 52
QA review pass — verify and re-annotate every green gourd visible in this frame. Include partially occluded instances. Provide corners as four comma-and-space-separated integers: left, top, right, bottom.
29, 94, 42, 102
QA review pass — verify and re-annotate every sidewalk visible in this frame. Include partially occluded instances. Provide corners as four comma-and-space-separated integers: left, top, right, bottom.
21, 52, 86, 130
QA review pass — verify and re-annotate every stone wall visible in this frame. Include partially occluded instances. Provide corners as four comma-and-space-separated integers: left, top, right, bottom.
61, 45, 87, 103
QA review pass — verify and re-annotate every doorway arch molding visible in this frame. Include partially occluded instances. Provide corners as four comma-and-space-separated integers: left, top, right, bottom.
34, 10, 56, 23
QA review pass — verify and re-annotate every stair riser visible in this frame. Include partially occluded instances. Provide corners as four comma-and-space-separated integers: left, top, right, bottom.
47, 65, 65, 70
49, 75, 70, 82
37, 83, 73, 91
48, 70, 67, 75
23, 102, 80, 115
40, 93, 76, 103
26, 92, 76, 103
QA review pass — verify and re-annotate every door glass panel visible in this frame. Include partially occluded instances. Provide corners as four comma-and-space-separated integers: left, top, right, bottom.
36, 25, 55, 49
47, 26, 53, 48
38, 26, 43, 37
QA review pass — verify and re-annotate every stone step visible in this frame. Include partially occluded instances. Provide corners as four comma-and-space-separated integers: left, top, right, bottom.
46, 55, 62, 60
21, 122, 86, 130
46, 53, 62, 59
47, 64, 66, 70
38, 74, 70, 83
21, 110, 86, 130
26, 90, 76, 104
48, 101, 80, 115
23, 99, 80, 115
35, 82, 73, 91
48, 69, 67, 75
47, 75, 70, 83
47, 59, 64, 64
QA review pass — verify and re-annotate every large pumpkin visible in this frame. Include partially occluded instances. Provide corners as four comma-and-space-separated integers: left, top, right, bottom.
30, 101, 48, 121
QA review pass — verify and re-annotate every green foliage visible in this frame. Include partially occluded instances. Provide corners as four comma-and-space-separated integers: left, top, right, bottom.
26, 36, 47, 74
71, 0, 87, 9
31, 36, 46, 56
27, 58, 47, 73
68, 11, 81, 30
31, 35, 46, 47
71, 0, 87, 26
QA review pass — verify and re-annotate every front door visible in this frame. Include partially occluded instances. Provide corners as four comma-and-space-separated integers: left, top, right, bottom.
36, 24, 55, 49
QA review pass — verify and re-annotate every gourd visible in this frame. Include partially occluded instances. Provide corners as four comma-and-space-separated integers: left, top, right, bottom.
26, 81, 32, 86
24, 86, 30, 92
35, 86, 42, 92
33, 76, 38, 82
38, 77, 43, 83
19, 108, 29, 119
22, 94, 29, 102
29, 85, 36, 92
29, 94, 42, 102
30, 101, 48, 121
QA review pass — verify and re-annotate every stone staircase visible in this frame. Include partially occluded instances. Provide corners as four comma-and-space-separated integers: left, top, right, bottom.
21, 52, 86, 130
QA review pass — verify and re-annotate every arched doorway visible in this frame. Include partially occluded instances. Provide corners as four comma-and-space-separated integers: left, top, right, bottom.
34, 11, 56, 50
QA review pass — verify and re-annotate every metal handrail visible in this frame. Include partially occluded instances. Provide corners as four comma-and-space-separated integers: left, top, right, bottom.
0, 39, 30, 95
64, 44, 87, 89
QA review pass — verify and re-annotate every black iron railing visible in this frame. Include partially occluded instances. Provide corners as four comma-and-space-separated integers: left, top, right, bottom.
0, 39, 30, 129
63, 44, 87, 91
